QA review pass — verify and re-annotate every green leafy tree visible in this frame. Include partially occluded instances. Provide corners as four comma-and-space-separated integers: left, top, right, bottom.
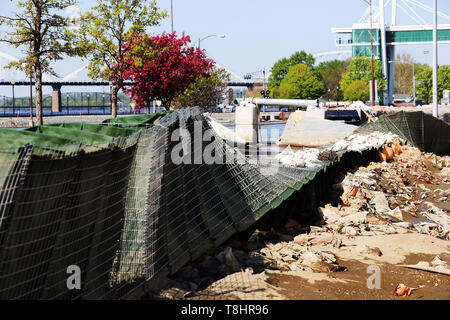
315, 59, 350, 101
79, 0, 166, 117
245, 88, 263, 98
172, 68, 230, 111
416, 64, 450, 103
340, 56, 387, 101
438, 65, 450, 101
277, 64, 324, 99
268, 51, 315, 88
0, 0, 84, 125
343, 79, 369, 102
416, 65, 433, 103
394, 52, 416, 94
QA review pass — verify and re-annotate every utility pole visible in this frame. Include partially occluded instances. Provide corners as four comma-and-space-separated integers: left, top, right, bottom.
369, 0, 375, 107
379, 0, 388, 105
170, 0, 173, 33
412, 63, 416, 106
363, 0, 376, 106
432, 0, 438, 117
263, 67, 266, 92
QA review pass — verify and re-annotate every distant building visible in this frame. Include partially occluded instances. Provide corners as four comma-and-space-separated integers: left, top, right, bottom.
332, 0, 450, 105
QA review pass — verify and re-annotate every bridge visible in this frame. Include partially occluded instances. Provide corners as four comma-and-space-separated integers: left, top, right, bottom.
0, 46, 358, 116
0, 57, 255, 115
332, 0, 450, 105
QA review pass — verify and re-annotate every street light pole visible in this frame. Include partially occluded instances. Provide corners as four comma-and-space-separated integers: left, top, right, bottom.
263, 67, 266, 92
170, 0, 173, 33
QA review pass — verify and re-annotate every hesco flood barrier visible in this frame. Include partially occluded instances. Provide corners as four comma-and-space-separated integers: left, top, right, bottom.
0, 108, 448, 299
355, 111, 450, 156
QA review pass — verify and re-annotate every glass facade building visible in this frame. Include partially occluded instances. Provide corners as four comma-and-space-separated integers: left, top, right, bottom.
387, 29, 450, 43
351, 29, 381, 58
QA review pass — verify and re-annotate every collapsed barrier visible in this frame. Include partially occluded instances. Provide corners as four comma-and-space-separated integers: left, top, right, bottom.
355, 111, 450, 156
0, 108, 448, 299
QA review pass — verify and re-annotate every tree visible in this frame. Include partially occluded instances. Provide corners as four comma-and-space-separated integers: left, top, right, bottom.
172, 67, 230, 111
438, 65, 450, 101
416, 65, 432, 103
122, 32, 214, 111
343, 80, 369, 102
416, 64, 450, 103
245, 88, 263, 99
315, 59, 350, 101
340, 56, 387, 101
394, 52, 417, 94
268, 51, 315, 88
0, 0, 83, 125
79, 0, 165, 118
277, 64, 324, 99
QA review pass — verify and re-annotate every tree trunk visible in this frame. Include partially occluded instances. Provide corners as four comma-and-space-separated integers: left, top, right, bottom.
162, 99, 170, 111
111, 85, 119, 118
35, 64, 43, 125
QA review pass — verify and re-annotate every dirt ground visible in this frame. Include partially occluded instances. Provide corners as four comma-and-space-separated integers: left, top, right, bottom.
264, 241, 450, 300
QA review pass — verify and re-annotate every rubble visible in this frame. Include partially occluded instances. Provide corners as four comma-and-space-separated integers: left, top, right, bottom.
153, 142, 449, 300
275, 131, 405, 168
400, 255, 450, 276
317, 150, 339, 162
393, 283, 413, 296
275, 146, 322, 168
319, 144, 449, 240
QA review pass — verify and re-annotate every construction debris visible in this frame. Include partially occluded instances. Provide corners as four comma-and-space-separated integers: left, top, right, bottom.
317, 150, 339, 162
275, 131, 405, 168
393, 283, 413, 296
319, 143, 450, 240
399, 256, 450, 276
153, 142, 449, 300
275, 146, 323, 168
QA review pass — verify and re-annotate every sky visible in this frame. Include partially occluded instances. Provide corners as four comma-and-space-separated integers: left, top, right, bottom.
1, 0, 450, 96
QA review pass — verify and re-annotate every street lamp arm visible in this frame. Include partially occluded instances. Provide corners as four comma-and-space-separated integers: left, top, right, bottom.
200, 34, 226, 42
198, 34, 226, 49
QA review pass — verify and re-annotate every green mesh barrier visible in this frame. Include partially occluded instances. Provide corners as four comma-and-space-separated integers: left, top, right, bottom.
0, 108, 447, 299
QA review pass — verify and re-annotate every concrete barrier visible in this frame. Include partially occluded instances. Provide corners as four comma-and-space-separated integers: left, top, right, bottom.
235, 104, 258, 144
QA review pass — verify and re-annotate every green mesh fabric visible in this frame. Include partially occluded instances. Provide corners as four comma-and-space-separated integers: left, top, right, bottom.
356, 111, 450, 156
102, 111, 170, 127
1, 108, 447, 299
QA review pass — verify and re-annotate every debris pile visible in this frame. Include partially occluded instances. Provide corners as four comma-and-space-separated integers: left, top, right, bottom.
327, 131, 403, 153
275, 146, 323, 168
154, 142, 449, 300
400, 255, 450, 276
275, 131, 404, 168
319, 144, 449, 240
